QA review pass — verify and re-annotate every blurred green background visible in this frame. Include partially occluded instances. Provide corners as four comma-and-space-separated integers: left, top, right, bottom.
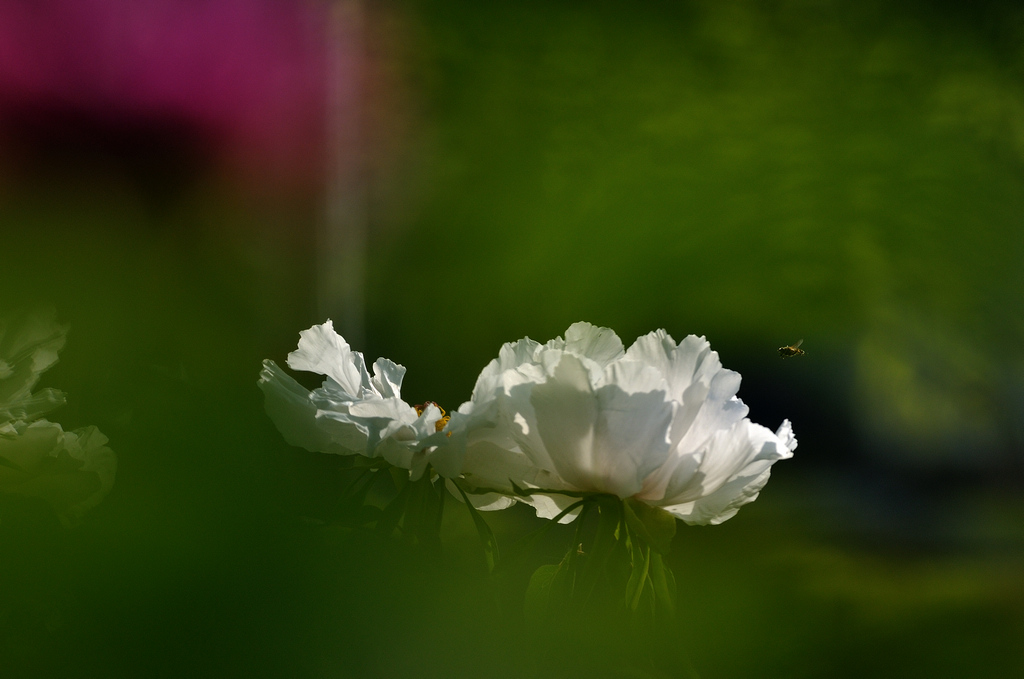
1, 0, 1022, 676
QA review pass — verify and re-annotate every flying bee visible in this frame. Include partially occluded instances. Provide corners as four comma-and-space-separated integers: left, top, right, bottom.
778, 339, 805, 358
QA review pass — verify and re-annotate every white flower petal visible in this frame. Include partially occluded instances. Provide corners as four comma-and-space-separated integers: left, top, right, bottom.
347, 397, 419, 425
504, 378, 560, 477
458, 322, 795, 525
601, 358, 669, 394
461, 437, 538, 494
671, 368, 748, 458
419, 428, 466, 480
700, 421, 793, 495
659, 419, 795, 524
377, 436, 415, 474
286, 320, 373, 398
445, 479, 518, 512
592, 381, 675, 494
561, 322, 625, 366
262, 323, 479, 479
371, 358, 406, 399
496, 337, 544, 373
322, 397, 415, 458
623, 329, 678, 384
520, 491, 582, 524
258, 359, 359, 455
776, 419, 798, 451
529, 354, 673, 497
661, 468, 773, 526
526, 354, 598, 489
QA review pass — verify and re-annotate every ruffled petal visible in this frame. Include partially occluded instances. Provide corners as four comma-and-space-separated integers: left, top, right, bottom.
623, 329, 677, 383
0, 419, 63, 475
263, 324, 448, 476
371, 358, 406, 399
0, 312, 116, 524
0, 310, 68, 411
258, 359, 359, 455
286, 320, 372, 398
658, 420, 795, 524
0, 420, 116, 526
661, 468, 773, 526
460, 323, 795, 525
776, 419, 798, 451
561, 322, 625, 366
0, 387, 66, 425
60, 425, 117, 524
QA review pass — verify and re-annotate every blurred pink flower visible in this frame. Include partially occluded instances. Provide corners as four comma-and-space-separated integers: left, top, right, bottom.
0, 0, 339, 187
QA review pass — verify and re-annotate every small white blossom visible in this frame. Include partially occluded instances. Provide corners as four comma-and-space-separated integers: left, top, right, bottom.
0, 311, 116, 525
259, 321, 462, 479
457, 322, 795, 524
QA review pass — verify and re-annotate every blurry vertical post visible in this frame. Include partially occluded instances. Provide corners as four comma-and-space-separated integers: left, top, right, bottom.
320, 0, 366, 346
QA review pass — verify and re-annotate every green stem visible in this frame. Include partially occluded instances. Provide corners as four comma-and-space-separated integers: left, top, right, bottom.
453, 481, 501, 572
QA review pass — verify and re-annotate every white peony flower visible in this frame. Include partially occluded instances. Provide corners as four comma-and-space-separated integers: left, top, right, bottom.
456, 322, 795, 525
258, 320, 463, 479
0, 311, 116, 525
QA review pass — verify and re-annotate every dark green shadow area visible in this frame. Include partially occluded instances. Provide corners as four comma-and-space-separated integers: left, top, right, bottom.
1, 0, 1023, 677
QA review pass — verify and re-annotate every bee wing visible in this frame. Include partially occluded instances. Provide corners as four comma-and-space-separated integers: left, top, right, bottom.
793, 339, 803, 349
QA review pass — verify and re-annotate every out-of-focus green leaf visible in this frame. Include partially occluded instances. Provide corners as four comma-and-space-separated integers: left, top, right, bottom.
355, 504, 382, 527
0, 457, 22, 471
650, 551, 676, 619
524, 564, 561, 623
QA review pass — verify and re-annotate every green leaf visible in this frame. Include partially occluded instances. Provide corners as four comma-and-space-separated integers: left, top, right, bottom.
649, 551, 676, 618
491, 498, 588, 576
339, 467, 371, 497
623, 498, 677, 554
576, 497, 622, 604
625, 543, 652, 611
397, 472, 444, 549
376, 480, 410, 538
415, 475, 445, 550
355, 504, 383, 527
389, 466, 409, 489
563, 501, 597, 598
338, 468, 379, 513
431, 475, 446, 537
524, 564, 561, 623
455, 484, 500, 572
0, 457, 21, 471
347, 455, 388, 470
665, 558, 677, 601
